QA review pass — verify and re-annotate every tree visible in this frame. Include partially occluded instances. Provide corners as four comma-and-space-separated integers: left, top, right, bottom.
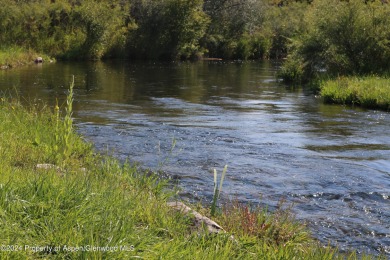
128, 0, 209, 60
298, 0, 390, 76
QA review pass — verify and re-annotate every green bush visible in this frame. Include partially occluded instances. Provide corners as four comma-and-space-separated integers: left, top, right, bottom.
127, 0, 209, 60
71, 1, 129, 59
263, 2, 309, 59
202, 0, 269, 59
0, 0, 129, 60
283, 0, 390, 81
277, 54, 305, 83
234, 38, 251, 60
249, 33, 273, 59
3, 0, 390, 67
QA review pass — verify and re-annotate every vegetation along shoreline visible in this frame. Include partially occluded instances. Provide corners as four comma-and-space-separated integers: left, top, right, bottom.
0, 0, 389, 257
2, 0, 390, 110
0, 79, 384, 258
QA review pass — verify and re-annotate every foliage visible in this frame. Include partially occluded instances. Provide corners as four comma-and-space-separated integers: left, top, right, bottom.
277, 54, 305, 83
128, 0, 209, 60
1, 0, 390, 82
320, 76, 390, 110
217, 200, 311, 248
0, 0, 129, 60
0, 46, 51, 69
263, 1, 308, 59
53, 76, 75, 165
0, 99, 90, 170
0, 85, 377, 259
71, 0, 131, 59
210, 165, 227, 217
282, 0, 390, 81
202, 0, 309, 60
203, 0, 268, 59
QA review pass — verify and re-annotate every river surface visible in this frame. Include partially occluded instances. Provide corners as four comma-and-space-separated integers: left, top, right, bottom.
0, 61, 389, 256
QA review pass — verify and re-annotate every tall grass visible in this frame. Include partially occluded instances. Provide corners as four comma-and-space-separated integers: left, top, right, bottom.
320, 76, 390, 111
0, 46, 51, 69
53, 76, 75, 166
0, 85, 381, 258
210, 165, 227, 217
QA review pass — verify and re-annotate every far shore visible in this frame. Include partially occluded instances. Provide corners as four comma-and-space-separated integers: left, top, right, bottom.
320, 76, 390, 111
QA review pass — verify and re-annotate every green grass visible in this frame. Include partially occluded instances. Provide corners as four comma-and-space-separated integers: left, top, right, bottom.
320, 76, 390, 111
0, 46, 52, 69
0, 93, 382, 259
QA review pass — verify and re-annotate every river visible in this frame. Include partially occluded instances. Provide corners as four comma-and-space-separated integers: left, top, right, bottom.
0, 60, 389, 256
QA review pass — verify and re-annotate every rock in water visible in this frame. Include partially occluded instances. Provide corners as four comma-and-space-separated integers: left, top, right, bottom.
34, 57, 43, 63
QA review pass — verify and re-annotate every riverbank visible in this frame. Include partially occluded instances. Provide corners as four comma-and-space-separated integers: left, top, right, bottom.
0, 47, 52, 69
320, 76, 390, 111
0, 85, 380, 259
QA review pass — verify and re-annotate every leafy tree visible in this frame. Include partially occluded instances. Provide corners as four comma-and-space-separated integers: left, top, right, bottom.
128, 0, 209, 60
0, 0, 129, 60
282, 0, 390, 81
263, 1, 308, 59
69, 0, 130, 59
203, 0, 268, 59
202, 0, 309, 60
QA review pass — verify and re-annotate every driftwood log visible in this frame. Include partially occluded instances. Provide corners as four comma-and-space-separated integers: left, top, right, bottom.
167, 201, 226, 234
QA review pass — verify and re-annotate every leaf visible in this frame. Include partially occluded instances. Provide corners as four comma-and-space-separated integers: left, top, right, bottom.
32, 136, 40, 146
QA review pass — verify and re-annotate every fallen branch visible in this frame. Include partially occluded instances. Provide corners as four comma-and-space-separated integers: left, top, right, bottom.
167, 201, 225, 234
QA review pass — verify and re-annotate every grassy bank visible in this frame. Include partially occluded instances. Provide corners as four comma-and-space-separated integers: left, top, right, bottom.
0, 87, 379, 259
320, 76, 390, 111
0, 47, 52, 69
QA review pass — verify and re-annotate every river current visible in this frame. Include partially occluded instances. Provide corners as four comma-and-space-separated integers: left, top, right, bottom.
1, 61, 389, 256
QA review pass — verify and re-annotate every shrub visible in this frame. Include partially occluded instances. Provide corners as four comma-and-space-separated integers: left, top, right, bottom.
263, 1, 309, 59
249, 33, 273, 59
127, 0, 209, 60
277, 54, 305, 83
283, 0, 390, 81
0, 0, 129, 60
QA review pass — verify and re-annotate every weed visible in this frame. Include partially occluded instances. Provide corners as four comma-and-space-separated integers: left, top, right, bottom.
320, 76, 390, 111
0, 46, 51, 69
210, 165, 227, 217
53, 76, 75, 166
0, 94, 378, 259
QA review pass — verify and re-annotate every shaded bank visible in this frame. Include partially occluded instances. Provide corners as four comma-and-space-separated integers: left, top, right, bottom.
0, 0, 308, 61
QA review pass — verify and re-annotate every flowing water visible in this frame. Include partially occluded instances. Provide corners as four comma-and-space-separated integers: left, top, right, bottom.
1, 61, 389, 256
